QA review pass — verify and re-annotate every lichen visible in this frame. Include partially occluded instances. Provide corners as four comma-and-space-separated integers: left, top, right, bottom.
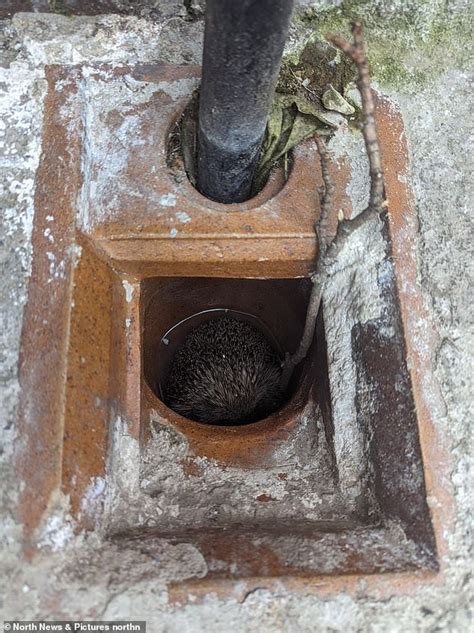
289, 0, 473, 89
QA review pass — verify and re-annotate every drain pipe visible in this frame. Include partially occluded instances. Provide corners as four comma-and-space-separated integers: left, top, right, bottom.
197, 0, 295, 204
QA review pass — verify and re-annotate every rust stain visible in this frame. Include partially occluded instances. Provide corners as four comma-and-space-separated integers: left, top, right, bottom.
181, 459, 203, 478
256, 494, 276, 502
375, 94, 454, 567
16, 65, 83, 546
88, 65, 323, 278
61, 237, 113, 526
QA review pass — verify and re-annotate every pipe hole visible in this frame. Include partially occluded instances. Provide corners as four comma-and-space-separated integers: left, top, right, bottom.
166, 94, 293, 207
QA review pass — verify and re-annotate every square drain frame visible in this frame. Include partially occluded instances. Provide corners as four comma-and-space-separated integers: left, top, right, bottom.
16, 63, 449, 594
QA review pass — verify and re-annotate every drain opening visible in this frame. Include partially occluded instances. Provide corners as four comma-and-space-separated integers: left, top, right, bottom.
160, 310, 286, 426
142, 278, 313, 429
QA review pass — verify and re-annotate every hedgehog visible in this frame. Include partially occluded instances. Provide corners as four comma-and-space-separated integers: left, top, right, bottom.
164, 316, 284, 425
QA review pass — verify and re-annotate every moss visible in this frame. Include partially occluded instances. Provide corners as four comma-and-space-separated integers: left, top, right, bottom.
290, 0, 473, 90
276, 61, 303, 96
48, 0, 72, 16
277, 37, 356, 104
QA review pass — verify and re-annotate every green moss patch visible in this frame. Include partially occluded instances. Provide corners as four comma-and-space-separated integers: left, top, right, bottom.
291, 0, 472, 89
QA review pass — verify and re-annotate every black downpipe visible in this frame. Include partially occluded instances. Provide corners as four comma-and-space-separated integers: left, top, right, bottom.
197, 0, 295, 204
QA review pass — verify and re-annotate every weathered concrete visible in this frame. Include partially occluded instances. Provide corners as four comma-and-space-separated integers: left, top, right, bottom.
1, 1, 472, 630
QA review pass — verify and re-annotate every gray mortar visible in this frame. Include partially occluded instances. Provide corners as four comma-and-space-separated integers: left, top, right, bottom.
0, 2, 473, 631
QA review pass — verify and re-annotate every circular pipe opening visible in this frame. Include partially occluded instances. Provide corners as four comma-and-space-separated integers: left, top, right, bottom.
142, 278, 314, 436
157, 309, 286, 427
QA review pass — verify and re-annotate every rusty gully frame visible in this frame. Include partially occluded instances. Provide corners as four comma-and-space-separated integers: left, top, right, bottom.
15, 63, 448, 595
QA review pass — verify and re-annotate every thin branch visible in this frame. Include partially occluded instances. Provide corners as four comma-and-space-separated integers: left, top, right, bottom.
327, 22, 384, 211
280, 262, 326, 389
280, 137, 333, 389
290, 67, 318, 97
314, 135, 335, 255
280, 21, 387, 389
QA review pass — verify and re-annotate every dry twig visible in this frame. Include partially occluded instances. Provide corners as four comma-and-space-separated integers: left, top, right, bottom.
280, 21, 387, 389
314, 135, 335, 254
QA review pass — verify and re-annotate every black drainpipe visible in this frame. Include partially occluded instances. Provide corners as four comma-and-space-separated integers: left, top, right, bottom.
197, 0, 295, 204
